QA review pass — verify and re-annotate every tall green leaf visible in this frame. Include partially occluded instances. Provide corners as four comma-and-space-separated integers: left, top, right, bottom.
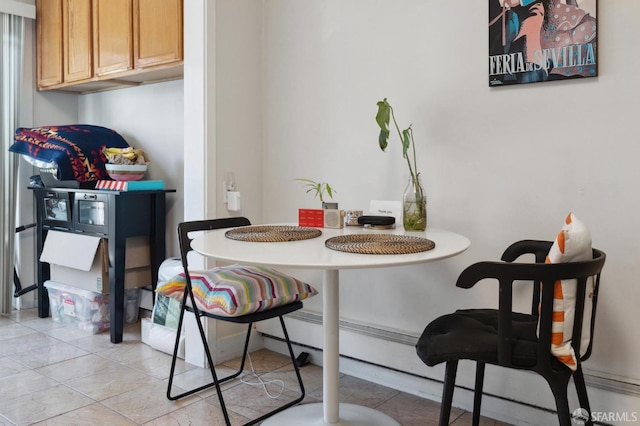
375, 99, 391, 151
402, 127, 412, 159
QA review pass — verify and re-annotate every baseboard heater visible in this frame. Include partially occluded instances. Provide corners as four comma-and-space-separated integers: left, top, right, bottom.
278, 311, 640, 398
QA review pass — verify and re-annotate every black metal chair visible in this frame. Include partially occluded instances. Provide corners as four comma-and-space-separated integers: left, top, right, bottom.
416, 240, 606, 426
14, 223, 38, 298
166, 217, 305, 426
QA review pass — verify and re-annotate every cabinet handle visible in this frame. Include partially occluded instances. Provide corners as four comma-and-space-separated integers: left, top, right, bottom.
83, 194, 97, 200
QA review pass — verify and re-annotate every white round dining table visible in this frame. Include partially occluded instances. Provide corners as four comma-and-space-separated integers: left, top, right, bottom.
191, 224, 470, 426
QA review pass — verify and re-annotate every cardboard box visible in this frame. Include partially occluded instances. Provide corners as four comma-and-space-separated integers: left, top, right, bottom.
40, 231, 152, 294
122, 235, 152, 269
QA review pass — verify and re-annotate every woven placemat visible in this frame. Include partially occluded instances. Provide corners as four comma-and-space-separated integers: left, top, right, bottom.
225, 225, 322, 242
325, 234, 435, 255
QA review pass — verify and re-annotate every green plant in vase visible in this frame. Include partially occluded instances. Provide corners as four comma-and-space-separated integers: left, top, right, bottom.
375, 98, 426, 231
295, 178, 337, 208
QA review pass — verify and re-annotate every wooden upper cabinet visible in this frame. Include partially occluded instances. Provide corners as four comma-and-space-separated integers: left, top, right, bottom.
63, 0, 93, 83
133, 0, 183, 68
93, 0, 133, 76
36, 0, 183, 92
36, 0, 63, 88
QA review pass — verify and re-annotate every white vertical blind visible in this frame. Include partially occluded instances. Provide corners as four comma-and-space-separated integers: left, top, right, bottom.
0, 12, 24, 313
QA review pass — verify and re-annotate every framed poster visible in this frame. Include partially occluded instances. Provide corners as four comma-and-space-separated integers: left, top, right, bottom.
489, 0, 597, 86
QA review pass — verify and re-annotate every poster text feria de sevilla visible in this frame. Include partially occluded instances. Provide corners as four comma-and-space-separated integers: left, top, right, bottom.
489, 0, 597, 86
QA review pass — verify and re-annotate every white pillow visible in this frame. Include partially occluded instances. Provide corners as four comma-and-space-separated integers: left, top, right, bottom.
544, 213, 593, 370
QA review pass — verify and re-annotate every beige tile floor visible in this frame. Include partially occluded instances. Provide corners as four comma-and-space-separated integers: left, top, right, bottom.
0, 308, 510, 425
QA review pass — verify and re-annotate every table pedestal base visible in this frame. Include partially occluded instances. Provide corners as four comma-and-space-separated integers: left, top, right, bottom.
261, 403, 400, 425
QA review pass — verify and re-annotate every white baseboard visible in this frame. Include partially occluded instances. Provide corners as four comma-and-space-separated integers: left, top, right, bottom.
260, 312, 640, 426
262, 336, 557, 426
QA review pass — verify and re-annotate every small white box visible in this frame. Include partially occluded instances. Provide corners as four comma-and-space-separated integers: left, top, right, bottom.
139, 286, 154, 311
141, 318, 184, 358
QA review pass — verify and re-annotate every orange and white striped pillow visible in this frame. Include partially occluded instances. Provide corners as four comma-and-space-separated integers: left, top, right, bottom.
544, 213, 593, 370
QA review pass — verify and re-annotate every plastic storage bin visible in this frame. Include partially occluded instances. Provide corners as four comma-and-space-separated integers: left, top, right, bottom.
125, 287, 141, 325
45, 281, 140, 333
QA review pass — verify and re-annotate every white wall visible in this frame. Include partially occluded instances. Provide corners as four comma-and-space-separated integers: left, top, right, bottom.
215, 0, 263, 222
0, 0, 35, 17
21, 0, 639, 422
78, 80, 185, 254
14, 15, 80, 309
182, 0, 264, 226
258, 0, 640, 421
177, 0, 266, 366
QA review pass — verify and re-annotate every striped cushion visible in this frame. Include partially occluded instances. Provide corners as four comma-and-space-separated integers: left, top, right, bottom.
544, 213, 593, 371
156, 265, 318, 317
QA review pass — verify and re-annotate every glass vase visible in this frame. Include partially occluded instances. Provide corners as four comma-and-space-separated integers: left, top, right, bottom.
403, 175, 427, 231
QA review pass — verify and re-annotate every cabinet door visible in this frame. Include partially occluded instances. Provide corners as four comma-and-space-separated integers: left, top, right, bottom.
36, 0, 63, 88
93, 0, 133, 76
133, 0, 183, 68
63, 0, 93, 83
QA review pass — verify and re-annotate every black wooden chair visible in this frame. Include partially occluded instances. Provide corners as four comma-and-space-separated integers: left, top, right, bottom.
166, 217, 305, 426
416, 240, 606, 426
